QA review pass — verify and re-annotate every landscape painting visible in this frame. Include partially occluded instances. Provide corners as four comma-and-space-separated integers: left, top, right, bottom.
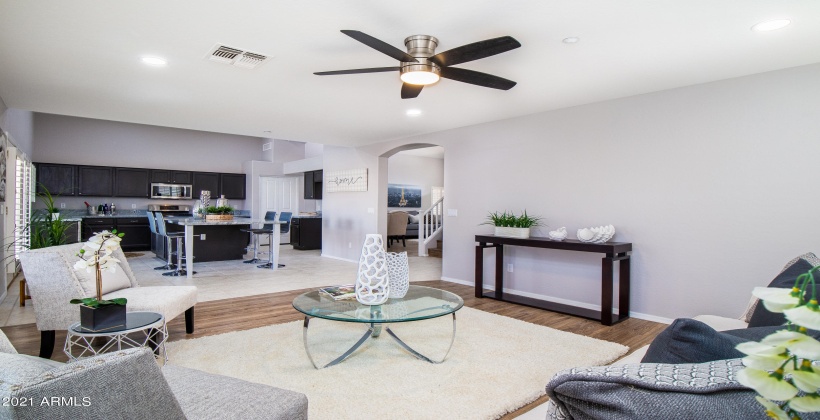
387, 184, 421, 208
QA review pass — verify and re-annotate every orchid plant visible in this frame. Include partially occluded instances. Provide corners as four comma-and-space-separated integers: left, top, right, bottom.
69, 230, 127, 307
736, 266, 820, 419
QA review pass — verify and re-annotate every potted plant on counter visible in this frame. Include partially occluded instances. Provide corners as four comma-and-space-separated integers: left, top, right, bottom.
70, 230, 127, 332
483, 210, 543, 239
204, 205, 234, 221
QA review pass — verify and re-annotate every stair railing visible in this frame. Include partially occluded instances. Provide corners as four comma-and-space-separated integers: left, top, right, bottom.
418, 196, 444, 257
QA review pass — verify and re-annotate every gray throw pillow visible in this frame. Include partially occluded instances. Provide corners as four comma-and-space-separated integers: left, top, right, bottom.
641, 319, 746, 364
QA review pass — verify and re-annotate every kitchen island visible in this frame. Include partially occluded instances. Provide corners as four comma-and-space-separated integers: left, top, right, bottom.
165, 217, 286, 279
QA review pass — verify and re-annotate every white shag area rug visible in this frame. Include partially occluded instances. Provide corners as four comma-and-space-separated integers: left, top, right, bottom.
166, 307, 628, 420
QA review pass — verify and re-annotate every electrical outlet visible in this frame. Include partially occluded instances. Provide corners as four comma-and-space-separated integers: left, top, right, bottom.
131, 204, 136, 209
349, 242, 352, 249
367, 208, 374, 214
448, 209, 458, 216
60, 203, 65, 209
507, 263, 514, 273
200, 234, 206, 240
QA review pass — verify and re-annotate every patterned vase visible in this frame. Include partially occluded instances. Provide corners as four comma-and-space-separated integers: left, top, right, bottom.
355, 234, 390, 305
386, 251, 410, 298
200, 190, 211, 207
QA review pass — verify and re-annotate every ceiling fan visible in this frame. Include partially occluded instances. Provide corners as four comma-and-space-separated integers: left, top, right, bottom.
314, 30, 521, 99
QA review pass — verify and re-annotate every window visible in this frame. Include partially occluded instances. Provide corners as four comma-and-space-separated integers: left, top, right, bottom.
431, 186, 444, 214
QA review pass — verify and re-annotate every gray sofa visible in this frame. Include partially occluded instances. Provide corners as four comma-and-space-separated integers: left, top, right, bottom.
545, 252, 820, 420
0, 330, 308, 420
405, 210, 420, 238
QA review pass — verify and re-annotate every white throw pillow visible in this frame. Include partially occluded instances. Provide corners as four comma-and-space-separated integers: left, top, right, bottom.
408, 214, 420, 224
75, 263, 132, 297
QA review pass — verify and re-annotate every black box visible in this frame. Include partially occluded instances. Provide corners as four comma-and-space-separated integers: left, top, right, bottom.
80, 304, 126, 332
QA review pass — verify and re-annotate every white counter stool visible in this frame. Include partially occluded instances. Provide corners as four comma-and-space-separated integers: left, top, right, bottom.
242, 211, 276, 264
156, 213, 195, 277
148, 212, 175, 271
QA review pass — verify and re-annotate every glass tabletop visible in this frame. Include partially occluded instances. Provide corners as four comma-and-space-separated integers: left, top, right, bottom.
69, 311, 163, 335
292, 285, 464, 323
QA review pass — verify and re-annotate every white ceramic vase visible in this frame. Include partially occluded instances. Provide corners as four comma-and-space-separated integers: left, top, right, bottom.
386, 251, 410, 299
355, 234, 390, 305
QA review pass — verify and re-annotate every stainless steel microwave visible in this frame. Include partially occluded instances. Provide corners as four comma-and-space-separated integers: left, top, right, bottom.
150, 183, 193, 200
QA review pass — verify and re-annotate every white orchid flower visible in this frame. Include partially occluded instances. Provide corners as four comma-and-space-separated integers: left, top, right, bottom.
785, 303, 820, 331
790, 370, 820, 393
741, 354, 791, 371
73, 259, 89, 271
790, 394, 820, 413
737, 367, 798, 401
754, 396, 790, 420
754, 330, 820, 361
753, 287, 801, 313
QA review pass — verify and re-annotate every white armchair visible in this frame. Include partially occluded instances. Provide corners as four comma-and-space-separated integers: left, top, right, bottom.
18, 243, 197, 359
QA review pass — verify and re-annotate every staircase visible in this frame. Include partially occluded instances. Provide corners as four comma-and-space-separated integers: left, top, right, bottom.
418, 197, 444, 257
427, 240, 443, 258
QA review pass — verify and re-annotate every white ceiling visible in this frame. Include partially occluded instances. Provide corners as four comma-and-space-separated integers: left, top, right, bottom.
1, 1, 819, 147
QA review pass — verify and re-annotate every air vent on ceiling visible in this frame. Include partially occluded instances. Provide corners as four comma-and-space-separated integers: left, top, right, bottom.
206, 44, 271, 69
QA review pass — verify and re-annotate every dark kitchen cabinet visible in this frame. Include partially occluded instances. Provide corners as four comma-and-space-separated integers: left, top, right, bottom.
192, 172, 220, 199
304, 170, 323, 200
82, 217, 150, 251
116, 217, 151, 251
77, 166, 114, 197
219, 173, 246, 199
114, 168, 150, 197
82, 218, 115, 241
150, 170, 193, 184
35, 163, 76, 196
291, 217, 322, 250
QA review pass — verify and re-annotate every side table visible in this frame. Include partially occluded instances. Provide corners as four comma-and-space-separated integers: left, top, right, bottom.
64, 311, 168, 364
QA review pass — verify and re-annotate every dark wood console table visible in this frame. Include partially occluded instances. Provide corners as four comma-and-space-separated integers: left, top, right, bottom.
475, 235, 632, 326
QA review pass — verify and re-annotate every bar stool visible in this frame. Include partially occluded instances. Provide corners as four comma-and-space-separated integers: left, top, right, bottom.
242, 211, 275, 264
156, 213, 196, 277
148, 212, 175, 270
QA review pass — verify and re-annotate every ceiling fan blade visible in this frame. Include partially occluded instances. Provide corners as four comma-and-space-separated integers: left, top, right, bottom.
401, 83, 423, 99
429, 36, 521, 67
439, 67, 517, 90
341, 30, 418, 63
314, 67, 400, 76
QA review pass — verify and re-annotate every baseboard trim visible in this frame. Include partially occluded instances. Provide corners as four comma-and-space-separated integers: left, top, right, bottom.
320, 253, 358, 264
440, 276, 672, 324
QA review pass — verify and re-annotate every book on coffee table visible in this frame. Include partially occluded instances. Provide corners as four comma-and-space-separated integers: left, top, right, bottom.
319, 285, 356, 300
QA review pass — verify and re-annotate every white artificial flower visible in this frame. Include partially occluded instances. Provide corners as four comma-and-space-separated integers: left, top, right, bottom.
760, 330, 820, 361
785, 305, 820, 331
742, 354, 791, 371
790, 394, 820, 413
73, 259, 89, 271
754, 396, 790, 420
790, 370, 820, 393
737, 367, 798, 401
737, 340, 788, 358
753, 287, 801, 313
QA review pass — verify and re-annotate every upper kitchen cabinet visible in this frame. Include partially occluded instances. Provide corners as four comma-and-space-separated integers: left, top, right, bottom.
192, 172, 220, 199
35, 163, 76, 196
114, 168, 150, 197
150, 170, 193, 184
304, 170, 323, 200
219, 173, 246, 199
77, 166, 113, 197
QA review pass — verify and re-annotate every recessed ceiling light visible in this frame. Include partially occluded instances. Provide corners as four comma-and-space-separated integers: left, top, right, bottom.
141, 56, 167, 66
562, 37, 580, 44
751, 19, 791, 32
406, 109, 422, 117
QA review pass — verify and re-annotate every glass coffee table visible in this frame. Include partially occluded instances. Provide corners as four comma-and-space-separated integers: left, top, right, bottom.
292, 285, 463, 369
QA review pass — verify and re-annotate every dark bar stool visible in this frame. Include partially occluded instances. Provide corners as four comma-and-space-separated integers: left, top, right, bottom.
242, 211, 275, 264
148, 212, 175, 270
156, 213, 195, 277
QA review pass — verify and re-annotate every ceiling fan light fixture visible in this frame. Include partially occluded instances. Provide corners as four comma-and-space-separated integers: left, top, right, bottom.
400, 70, 440, 85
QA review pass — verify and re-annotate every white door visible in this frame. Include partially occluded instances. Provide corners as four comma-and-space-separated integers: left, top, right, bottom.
259, 176, 299, 242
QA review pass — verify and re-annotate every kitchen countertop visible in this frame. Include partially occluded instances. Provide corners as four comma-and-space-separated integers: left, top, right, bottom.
165, 216, 286, 226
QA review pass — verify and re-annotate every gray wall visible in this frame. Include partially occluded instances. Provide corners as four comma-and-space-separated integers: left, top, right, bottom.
387, 153, 444, 211
324, 62, 820, 321
31, 113, 265, 211
0, 108, 34, 158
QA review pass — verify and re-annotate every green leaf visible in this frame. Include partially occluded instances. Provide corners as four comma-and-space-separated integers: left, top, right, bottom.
118, 232, 125, 237
69, 299, 83, 304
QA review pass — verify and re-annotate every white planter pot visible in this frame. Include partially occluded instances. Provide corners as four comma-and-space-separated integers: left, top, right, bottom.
494, 227, 531, 239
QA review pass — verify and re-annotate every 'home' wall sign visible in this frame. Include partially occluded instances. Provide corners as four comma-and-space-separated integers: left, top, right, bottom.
325, 168, 368, 192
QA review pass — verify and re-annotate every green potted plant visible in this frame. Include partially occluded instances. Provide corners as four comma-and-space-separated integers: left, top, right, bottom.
483, 210, 543, 239
70, 229, 128, 331
30, 185, 73, 249
204, 205, 234, 221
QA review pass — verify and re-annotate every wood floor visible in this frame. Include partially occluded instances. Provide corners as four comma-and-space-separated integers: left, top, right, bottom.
0, 280, 667, 418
